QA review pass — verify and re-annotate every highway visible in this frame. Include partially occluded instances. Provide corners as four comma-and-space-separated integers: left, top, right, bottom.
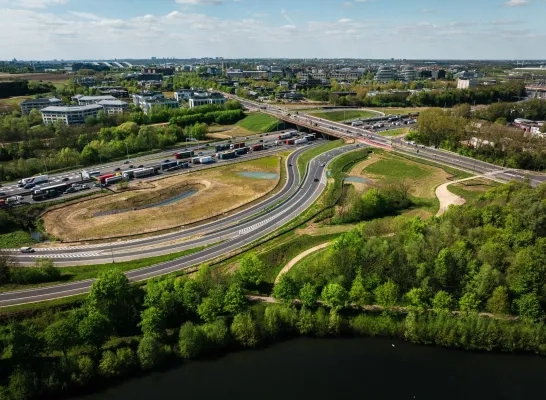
0, 143, 362, 306
0, 129, 293, 202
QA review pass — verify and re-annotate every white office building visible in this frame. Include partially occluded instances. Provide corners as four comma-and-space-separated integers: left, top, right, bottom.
40, 104, 103, 125
20, 97, 62, 114
402, 66, 416, 82
188, 92, 226, 108
174, 89, 195, 102
140, 99, 179, 115
374, 66, 395, 82
97, 99, 129, 115
72, 95, 117, 105
132, 92, 164, 108
457, 78, 477, 89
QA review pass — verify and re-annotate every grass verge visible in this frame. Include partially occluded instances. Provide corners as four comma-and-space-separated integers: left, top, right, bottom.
447, 178, 500, 203
0, 245, 209, 294
309, 110, 377, 122
297, 139, 344, 177
236, 112, 280, 132
0, 231, 35, 248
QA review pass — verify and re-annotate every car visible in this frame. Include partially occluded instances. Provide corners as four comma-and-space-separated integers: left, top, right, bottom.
314, 178, 319, 182
288, 163, 292, 167
114, 167, 121, 171
20, 247, 35, 253
23, 183, 35, 190
197, 152, 204, 156
164, 159, 170, 163
0, 192, 6, 197
123, 160, 130, 164
320, 163, 326, 167
61, 177, 69, 181
138, 165, 144, 168
259, 139, 263, 142
93, 183, 101, 187
128, 165, 134, 169
64, 187, 77, 194
80, 185, 90, 190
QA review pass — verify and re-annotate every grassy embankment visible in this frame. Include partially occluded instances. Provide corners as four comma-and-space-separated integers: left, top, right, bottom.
377, 127, 411, 137
447, 178, 501, 203
207, 112, 283, 139
309, 110, 377, 122
296, 139, 344, 177
367, 107, 429, 115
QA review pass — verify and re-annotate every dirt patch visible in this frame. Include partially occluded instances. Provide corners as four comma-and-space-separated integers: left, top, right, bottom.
0, 73, 69, 82
43, 157, 281, 241
207, 124, 253, 138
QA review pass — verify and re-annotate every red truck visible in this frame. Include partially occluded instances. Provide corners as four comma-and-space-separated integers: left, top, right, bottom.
97, 173, 115, 184
251, 144, 264, 151
230, 142, 245, 150
285, 139, 296, 145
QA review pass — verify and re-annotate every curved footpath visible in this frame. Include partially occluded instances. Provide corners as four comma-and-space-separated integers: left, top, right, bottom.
275, 242, 331, 283
0, 144, 363, 307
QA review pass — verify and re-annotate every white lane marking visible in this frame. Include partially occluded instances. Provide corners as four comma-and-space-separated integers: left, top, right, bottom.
25, 251, 102, 258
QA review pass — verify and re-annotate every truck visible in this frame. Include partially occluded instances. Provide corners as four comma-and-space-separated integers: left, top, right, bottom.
178, 161, 189, 169
230, 142, 245, 150
31, 183, 70, 200
160, 160, 178, 171
191, 157, 201, 164
215, 144, 230, 152
251, 144, 264, 151
278, 131, 296, 140
304, 134, 316, 141
199, 156, 214, 164
105, 176, 123, 185
294, 138, 308, 145
97, 173, 115, 184
122, 169, 140, 179
134, 167, 155, 179
174, 150, 195, 160
218, 151, 237, 160
235, 147, 249, 156
351, 120, 364, 127
284, 139, 296, 145
18, 174, 48, 187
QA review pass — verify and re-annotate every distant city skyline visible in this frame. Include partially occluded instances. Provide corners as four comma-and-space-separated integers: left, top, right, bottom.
0, 0, 545, 60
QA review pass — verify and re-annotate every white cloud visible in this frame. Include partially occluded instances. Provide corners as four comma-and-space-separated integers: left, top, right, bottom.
504, 0, 528, 6
11, 0, 68, 8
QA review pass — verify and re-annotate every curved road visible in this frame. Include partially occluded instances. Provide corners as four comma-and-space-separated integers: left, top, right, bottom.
0, 143, 362, 306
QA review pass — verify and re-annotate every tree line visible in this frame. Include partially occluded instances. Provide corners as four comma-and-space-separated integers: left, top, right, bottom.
0, 80, 55, 99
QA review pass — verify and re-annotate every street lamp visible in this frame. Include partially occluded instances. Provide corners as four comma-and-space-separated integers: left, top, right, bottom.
124, 142, 129, 161
42, 156, 48, 174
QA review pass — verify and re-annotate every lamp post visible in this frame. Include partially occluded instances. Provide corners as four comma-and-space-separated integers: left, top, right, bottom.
125, 142, 129, 161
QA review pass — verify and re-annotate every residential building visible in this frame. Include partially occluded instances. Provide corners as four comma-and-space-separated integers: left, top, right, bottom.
97, 100, 129, 115
526, 85, 546, 100
20, 97, 62, 114
375, 66, 395, 82
40, 104, 103, 125
72, 95, 117, 105
457, 78, 477, 89
188, 92, 226, 108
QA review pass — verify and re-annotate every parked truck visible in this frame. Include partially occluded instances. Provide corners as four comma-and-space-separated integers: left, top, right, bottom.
31, 183, 69, 200
97, 173, 115, 184
304, 134, 316, 141
174, 150, 195, 160
294, 138, 308, 145
18, 174, 48, 187
134, 167, 155, 179
218, 151, 237, 160
251, 144, 264, 151
215, 144, 230, 152
278, 131, 296, 140
161, 160, 178, 171
284, 139, 296, 145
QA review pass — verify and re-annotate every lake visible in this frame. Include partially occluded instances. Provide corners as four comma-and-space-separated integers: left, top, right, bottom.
73, 337, 546, 400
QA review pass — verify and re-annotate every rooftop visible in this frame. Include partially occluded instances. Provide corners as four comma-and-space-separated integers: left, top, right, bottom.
97, 100, 128, 106
78, 95, 117, 101
41, 104, 103, 113
21, 97, 61, 104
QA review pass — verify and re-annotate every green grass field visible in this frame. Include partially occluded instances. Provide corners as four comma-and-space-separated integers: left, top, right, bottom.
364, 157, 429, 181
368, 107, 427, 115
377, 128, 410, 137
0, 230, 35, 248
297, 139, 344, 177
236, 112, 280, 133
309, 110, 377, 122
447, 179, 500, 203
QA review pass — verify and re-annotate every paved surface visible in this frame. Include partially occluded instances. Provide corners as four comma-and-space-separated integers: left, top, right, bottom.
275, 242, 331, 284
435, 180, 467, 217
0, 143, 362, 307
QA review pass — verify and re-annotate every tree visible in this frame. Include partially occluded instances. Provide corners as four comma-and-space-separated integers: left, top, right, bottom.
223, 283, 247, 314
515, 293, 543, 323
197, 287, 225, 323
87, 269, 136, 329
272, 275, 299, 303
373, 280, 399, 310
78, 310, 111, 353
137, 335, 167, 370
0, 250, 15, 285
321, 283, 349, 311
144, 277, 177, 316
201, 319, 229, 347
139, 306, 166, 338
72, 355, 94, 386
8, 369, 38, 400
235, 253, 264, 288
403, 288, 429, 312
5, 321, 43, 363
178, 322, 205, 359
230, 312, 259, 347
179, 279, 203, 312
45, 317, 79, 357
297, 308, 314, 335
486, 286, 510, 315
459, 292, 481, 314
431, 290, 454, 313
299, 283, 318, 309
349, 273, 373, 306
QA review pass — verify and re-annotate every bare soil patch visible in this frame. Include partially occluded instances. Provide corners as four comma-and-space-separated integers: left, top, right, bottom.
207, 124, 253, 139
43, 157, 281, 241
0, 72, 69, 82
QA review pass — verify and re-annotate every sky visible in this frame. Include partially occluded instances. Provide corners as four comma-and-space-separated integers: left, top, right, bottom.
0, 0, 545, 60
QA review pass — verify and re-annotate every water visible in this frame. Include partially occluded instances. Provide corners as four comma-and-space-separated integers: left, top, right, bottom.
344, 175, 371, 184
238, 172, 279, 180
73, 337, 546, 400
92, 190, 198, 217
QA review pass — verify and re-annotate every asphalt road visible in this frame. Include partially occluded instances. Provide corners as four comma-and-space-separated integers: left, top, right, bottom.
0, 143, 362, 307
0, 129, 292, 201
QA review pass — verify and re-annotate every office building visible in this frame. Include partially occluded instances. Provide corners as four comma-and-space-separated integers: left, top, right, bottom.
457, 78, 477, 89
97, 100, 129, 115
72, 95, 117, 105
40, 104, 103, 125
188, 92, 226, 108
375, 66, 395, 82
20, 97, 62, 114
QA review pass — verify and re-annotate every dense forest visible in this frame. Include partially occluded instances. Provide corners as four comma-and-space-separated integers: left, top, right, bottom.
0, 100, 243, 181
0, 81, 55, 99
408, 100, 546, 170
1, 182, 546, 399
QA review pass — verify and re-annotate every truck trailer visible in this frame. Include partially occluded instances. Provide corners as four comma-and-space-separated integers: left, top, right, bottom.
218, 151, 237, 160
294, 138, 308, 145
105, 176, 123, 185
97, 173, 115, 184
161, 161, 178, 171
251, 144, 264, 151
230, 142, 245, 150
174, 150, 195, 160
200, 156, 214, 164
235, 147, 249, 156
215, 144, 230, 152
304, 134, 316, 141
18, 174, 48, 187
134, 167, 155, 179
284, 139, 296, 145
278, 131, 296, 140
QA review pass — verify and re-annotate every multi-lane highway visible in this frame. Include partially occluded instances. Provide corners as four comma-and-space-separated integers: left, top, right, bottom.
0, 143, 362, 306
